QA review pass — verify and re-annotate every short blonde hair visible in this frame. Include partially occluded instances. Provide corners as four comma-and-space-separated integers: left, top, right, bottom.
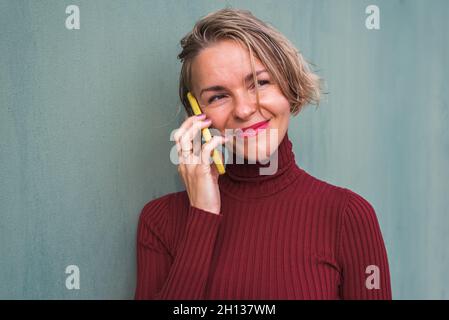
178, 7, 322, 116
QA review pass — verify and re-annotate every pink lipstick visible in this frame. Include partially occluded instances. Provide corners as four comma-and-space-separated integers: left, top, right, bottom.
238, 120, 270, 137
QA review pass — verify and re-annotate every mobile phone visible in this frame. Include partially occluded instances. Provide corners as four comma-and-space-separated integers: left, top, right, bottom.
186, 92, 226, 175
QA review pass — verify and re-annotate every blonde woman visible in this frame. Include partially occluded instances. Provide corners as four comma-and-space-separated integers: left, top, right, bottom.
135, 8, 392, 300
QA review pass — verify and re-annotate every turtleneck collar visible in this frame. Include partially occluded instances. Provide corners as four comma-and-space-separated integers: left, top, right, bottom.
218, 131, 306, 199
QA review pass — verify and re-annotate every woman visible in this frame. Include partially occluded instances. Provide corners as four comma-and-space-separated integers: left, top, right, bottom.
135, 8, 392, 300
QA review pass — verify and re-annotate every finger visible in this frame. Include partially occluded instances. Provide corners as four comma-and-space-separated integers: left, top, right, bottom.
173, 114, 206, 144
180, 119, 212, 146
201, 135, 228, 166
175, 115, 207, 152
179, 139, 193, 155
175, 115, 207, 161
179, 118, 211, 153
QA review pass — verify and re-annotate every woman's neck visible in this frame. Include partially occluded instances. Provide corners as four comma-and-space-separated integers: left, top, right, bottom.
218, 131, 307, 199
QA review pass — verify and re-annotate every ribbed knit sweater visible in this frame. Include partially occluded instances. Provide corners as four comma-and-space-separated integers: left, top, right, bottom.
134, 132, 392, 300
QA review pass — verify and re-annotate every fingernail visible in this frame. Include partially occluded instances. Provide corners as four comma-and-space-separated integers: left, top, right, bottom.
196, 114, 206, 119
204, 118, 212, 123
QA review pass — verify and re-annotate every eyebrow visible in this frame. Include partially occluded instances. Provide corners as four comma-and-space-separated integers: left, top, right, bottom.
199, 69, 268, 98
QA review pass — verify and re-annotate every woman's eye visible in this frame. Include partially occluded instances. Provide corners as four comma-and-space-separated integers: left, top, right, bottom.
250, 80, 270, 89
208, 94, 226, 104
207, 81, 270, 104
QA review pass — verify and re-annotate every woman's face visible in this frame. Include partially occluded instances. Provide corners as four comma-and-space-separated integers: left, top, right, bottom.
191, 39, 291, 163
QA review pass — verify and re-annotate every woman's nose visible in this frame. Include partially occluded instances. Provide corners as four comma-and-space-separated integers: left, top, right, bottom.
232, 93, 257, 120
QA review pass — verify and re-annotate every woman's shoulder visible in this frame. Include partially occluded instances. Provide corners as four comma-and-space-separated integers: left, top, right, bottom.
299, 170, 377, 217
298, 170, 347, 199
139, 190, 190, 227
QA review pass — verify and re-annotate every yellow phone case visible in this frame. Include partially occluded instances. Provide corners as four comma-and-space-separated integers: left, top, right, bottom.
186, 92, 226, 175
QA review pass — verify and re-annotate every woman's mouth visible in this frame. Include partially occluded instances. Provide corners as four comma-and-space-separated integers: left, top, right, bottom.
237, 120, 270, 138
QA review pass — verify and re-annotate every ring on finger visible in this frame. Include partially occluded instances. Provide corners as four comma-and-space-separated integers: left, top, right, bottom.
181, 148, 192, 158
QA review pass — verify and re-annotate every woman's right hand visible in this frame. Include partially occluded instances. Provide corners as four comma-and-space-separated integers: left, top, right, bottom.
174, 114, 228, 215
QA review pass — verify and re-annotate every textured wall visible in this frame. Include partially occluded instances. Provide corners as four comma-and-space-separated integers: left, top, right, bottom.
1, 0, 448, 299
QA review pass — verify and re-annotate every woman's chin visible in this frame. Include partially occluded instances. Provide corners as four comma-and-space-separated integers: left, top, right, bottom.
228, 129, 280, 164
233, 144, 276, 164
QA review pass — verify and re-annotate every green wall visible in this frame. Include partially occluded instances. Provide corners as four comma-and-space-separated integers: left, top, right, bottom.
1, 0, 448, 299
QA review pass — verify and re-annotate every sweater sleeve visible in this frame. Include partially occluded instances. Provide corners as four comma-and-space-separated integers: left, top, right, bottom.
134, 195, 223, 300
337, 190, 392, 300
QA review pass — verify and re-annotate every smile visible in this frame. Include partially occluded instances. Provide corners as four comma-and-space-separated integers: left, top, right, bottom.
237, 120, 270, 138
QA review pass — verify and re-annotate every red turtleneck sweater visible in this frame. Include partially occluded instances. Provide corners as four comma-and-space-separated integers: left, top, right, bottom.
134, 133, 392, 300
